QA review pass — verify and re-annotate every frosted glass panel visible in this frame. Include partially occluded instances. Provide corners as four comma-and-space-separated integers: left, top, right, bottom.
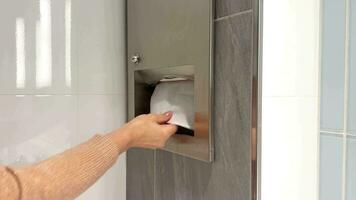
320, 133, 343, 200
320, 0, 346, 130
349, 0, 356, 132
347, 136, 356, 200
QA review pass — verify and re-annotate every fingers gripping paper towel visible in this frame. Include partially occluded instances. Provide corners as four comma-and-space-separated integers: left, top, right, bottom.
150, 80, 194, 130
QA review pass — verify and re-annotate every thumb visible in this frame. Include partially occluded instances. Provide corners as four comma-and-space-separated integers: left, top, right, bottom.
155, 111, 173, 124
162, 124, 178, 136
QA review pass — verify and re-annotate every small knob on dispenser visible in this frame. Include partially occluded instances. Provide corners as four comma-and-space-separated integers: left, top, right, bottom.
131, 54, 141, 64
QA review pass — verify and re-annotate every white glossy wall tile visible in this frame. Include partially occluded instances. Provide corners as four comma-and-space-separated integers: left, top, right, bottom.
0, 1, 37, 94
261, 97, 318, 200
0, 0, 126, 199
76, 95, 126, 200
0, 0, 126, 95
73, 0, 126, 95
76, 94, 126, 144
262, 0, 319, 98
261, 0, 320, 199
0, 95, 76, 165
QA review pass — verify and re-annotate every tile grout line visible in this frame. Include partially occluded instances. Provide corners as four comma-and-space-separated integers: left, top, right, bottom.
342, 0, 351, 198
320, 128, 344, 134
320, 131, 344, 136
342, 134, 348, 200
0, 93, 126, 96
348, 132, 356, 136
153, 150, 156, 200
321, 131, 356, 136
215, 9, 253, 22
316, 0, 323, 198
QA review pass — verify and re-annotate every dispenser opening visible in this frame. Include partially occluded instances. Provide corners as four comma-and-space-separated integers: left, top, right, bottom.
150, 79, 194, 135
133, 65, 195, 137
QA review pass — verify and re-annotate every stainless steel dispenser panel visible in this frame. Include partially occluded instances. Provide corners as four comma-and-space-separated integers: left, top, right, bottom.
127, 0, 213, 162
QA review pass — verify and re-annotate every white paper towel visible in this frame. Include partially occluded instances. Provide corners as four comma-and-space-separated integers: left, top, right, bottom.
150, 80, 194, 130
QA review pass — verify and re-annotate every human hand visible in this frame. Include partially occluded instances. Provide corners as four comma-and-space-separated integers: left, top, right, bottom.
109, 112, 177, 151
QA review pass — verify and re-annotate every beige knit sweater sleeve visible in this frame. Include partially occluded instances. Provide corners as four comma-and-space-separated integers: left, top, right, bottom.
0, 135, 121, 200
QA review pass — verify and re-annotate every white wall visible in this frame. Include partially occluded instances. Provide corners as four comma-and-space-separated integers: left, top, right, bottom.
261, 0, 320, 200
0, 0, 126, 199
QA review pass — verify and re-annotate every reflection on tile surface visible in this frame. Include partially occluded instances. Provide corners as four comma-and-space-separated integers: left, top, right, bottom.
0, 0, 125, 95
72, 0, 126, 95
36, 0, 53, 89
215, 0, 251, 19
0, 95, 76, 165
16, 17, 26, 89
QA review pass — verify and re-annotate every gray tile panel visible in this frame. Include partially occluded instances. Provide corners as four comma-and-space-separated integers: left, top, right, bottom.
154, 12, 253, 200
126, 149, 155, 200
215, 0, 252, 19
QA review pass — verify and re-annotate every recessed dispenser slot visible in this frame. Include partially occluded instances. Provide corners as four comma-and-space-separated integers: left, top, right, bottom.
134, 66, 195, 136
176, 126, 194, 136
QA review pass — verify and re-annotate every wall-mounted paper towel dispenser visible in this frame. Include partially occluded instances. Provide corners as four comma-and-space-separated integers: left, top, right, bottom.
127, 0, 214, 162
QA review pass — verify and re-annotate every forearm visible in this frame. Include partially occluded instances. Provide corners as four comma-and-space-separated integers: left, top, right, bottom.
1, 134, 124, 200
0, 112, 175, 200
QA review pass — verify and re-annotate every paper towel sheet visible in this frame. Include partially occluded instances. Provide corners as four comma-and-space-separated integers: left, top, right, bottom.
150, 80, 194, 130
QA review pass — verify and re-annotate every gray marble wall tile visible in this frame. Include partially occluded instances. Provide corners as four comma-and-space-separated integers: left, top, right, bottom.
154, 151, 213, 200
126, 149, 155, 200
154, 12, 253, 200
215, 0, 252, 19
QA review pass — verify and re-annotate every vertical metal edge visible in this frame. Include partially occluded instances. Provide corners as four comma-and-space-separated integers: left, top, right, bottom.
124, 0, 129, 197
124, 0, 128, 122
256, 0, 263, 199
125, 0, 130, 122
153, 149, 156, 200
209, 0, 215, 162
252, 0, 262, 199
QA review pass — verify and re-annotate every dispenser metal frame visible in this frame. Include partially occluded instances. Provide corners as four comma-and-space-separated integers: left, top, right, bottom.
127, 0, 214, 162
